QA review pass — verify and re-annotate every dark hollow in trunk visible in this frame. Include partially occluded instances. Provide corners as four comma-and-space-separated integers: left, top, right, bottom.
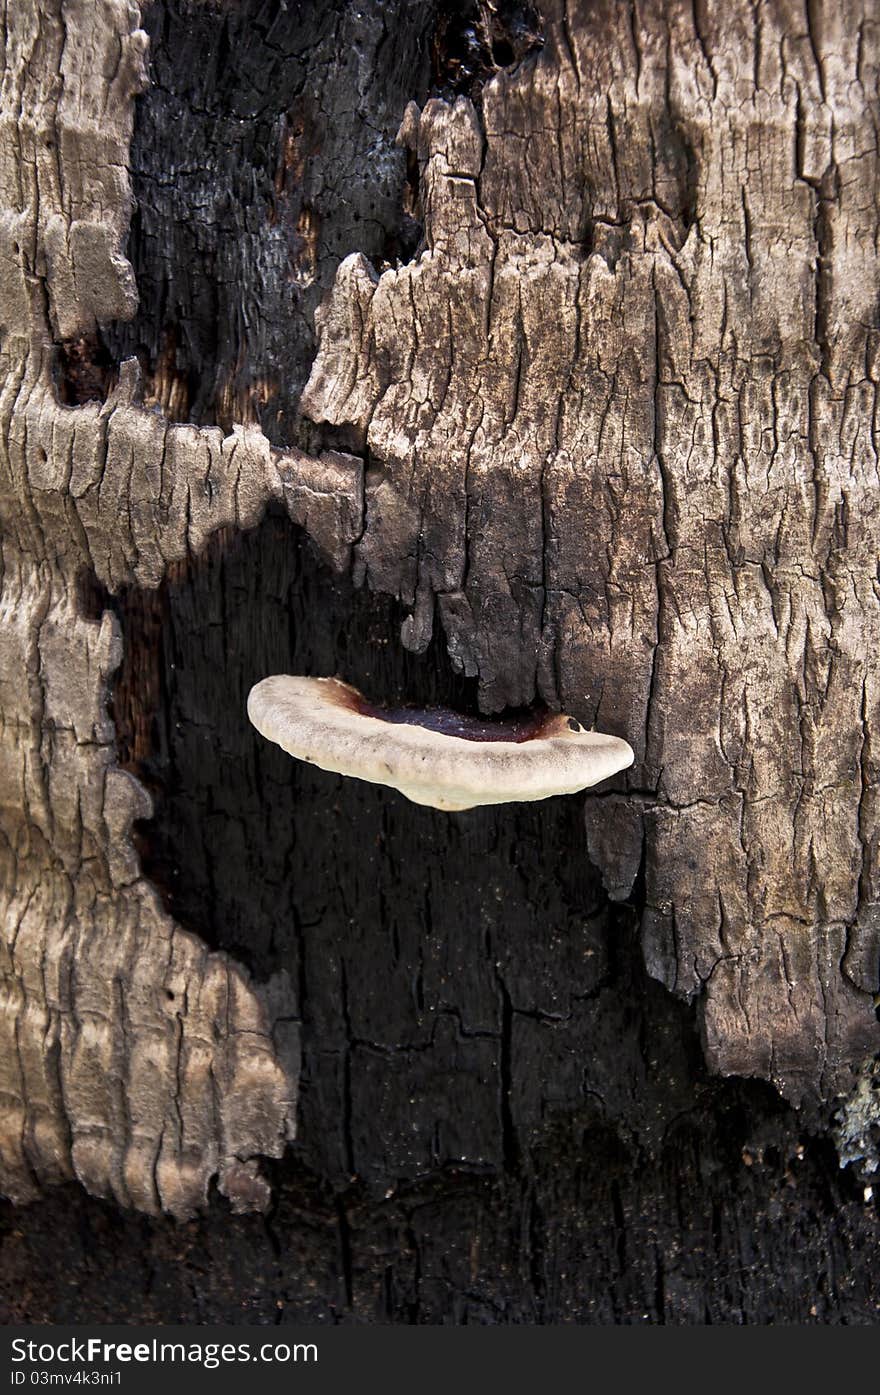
3, 512, 877, 1324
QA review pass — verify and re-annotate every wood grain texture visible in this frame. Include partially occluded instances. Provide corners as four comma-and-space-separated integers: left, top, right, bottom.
0, 0, 878, 1259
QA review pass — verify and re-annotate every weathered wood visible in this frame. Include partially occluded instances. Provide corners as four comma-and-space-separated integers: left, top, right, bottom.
0, 0, 305, 1218
0, 0, 879, 1323
301, 4, 880, 1102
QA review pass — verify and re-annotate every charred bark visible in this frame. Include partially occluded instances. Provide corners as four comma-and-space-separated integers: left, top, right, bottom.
0, 0, 878, 1323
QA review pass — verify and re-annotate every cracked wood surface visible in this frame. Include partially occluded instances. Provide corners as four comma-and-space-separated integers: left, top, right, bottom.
0, 0, 325, 1217
0, 0, 878, 1230
302, 0, 880, 1100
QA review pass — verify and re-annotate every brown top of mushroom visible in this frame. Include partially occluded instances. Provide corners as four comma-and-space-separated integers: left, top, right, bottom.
247, 675, 634, 811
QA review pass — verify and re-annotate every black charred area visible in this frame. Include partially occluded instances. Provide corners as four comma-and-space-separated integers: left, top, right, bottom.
431, 1, 545, 97
101, 0, 438, 445
3, 509, 879, 1324
97, 0, 546, 446
5, 0, 880, 1331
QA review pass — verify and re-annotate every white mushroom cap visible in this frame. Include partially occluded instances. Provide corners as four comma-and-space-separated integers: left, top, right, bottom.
247, 675, 634, 811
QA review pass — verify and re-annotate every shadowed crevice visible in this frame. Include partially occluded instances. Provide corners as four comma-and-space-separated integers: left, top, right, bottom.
432, 0, 545, 98
99, 511, 844, 1227
108, 510, 620, 1184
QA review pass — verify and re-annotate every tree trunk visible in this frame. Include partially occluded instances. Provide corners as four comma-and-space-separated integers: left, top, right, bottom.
1, 0, 878, 1323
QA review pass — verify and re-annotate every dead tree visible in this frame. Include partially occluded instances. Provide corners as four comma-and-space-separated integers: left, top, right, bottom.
1, 0, 878, 1323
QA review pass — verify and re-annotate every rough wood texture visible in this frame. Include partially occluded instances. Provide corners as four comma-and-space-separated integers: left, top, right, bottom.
0, 0, 146, 341
0, 0, 313, 1217
4, 513, 879, 1321
104, 0, 436, 439
302, 1, 880, 1102
0, 0, 878, 1317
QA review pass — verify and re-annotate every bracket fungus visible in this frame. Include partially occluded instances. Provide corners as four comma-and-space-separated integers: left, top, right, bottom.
247, 675, 634, 811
